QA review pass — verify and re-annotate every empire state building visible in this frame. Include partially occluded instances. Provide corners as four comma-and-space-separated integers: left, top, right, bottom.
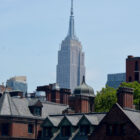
56, 0, 85, 92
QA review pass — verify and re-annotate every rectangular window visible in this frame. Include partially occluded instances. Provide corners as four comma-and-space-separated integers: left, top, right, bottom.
106, 125, 112, 136
120, 124, 125, 136
106, 124, 119, 136
61, 126, 71, 137
28, 124, 34, 134
135, 72, 139, 82
80, 125, 90, 135
44, 127, 52, 137
1, 123, 9, 136
34, 107, 41, 116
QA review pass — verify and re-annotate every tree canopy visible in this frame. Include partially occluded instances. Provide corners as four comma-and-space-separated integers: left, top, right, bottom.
95, 81, 140, 112
120, 81, 140, 109
94, 86, 117, 112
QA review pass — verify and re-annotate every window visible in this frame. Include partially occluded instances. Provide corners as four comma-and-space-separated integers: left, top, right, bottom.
120, 124, 125, 136
80, 125, 90, 135
37, 130, 42, 139
135, 72, 139, 82
28, 124, 34, 134
106, 124, 125, 136
129, 76, 132, 82
135, 61, 139, 71
106, 124, 113, 136
34, 107, 41, 116
1, 123, 9, 136
44, 127, 52, 137
106, 124, 118, 136
61, 126, 71, 137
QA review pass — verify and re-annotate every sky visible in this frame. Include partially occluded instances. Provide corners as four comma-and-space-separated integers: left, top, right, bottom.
0, 0, 140, 93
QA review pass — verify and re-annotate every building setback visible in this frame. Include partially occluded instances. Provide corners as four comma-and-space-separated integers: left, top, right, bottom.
56, 0, 85, 92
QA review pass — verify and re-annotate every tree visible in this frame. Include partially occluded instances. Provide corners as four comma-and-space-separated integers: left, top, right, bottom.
120, 81, 140, 109
94, 86, 117, 112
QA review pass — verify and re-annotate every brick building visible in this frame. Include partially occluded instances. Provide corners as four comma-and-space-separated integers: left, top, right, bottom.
37, 77, 95, 114
37, 83, 71, 105
68, 77, 95, 113
0, 91, 68, 139
126, 55, 140, 83
89, 87, 140, 140
41, 112, 105, 140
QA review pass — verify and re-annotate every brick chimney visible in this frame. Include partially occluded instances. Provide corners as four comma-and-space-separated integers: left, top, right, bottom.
117, 87, 134, 109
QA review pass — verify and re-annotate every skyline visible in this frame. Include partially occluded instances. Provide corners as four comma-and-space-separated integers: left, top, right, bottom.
1, 0, 140, 93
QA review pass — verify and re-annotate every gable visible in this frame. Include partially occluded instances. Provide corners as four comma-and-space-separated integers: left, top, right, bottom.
78, 116, 91, 126
59, 117, 72, 126
89, 104, 140, 139
42, 117, 53, 127
33, 100, 43, 107
101, 104, 130, 124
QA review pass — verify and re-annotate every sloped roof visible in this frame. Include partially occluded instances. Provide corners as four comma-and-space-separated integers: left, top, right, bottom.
85, 113, 105, 125
49, 116, 64, 126
116, 103, 140, 131
0, 92, 20, 116
0, 92, 68, 119
66, 115, 82, 126
43, 113, 106, 127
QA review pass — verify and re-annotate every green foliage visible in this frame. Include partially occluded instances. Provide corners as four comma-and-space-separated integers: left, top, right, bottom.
94, 82, 140, 112
120, 81, 140, 109
94, 86, 117, 112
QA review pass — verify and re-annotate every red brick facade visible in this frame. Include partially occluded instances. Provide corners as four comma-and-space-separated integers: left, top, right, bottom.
68, 95, 94, 113
0, 117, 43, 140
69, 95, 89, 113
117, 87, 134, 109
126, 55, 140, 83
37, 84, 71, 105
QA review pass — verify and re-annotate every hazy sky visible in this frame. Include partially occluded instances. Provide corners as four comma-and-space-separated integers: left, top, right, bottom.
0, 0, 140, 93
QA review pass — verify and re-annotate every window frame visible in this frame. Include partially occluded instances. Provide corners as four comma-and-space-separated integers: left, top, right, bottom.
28, 124, 34, 134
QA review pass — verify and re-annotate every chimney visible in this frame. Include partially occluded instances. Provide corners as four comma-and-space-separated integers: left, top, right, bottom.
117, 87, 134, 109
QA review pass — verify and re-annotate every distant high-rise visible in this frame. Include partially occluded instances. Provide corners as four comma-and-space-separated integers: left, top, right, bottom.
106, 73, 126, 89
56, 0, 85, 92
6, 76, 27, 94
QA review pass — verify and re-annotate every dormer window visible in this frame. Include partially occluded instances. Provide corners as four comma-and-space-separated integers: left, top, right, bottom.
61, 126, 71, 137
80, 125, 90, 135
28, 99, 43, 116
34, 107, 41, 116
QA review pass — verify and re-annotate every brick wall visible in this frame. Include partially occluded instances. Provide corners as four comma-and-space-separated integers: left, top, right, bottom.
126, 56, 140, 83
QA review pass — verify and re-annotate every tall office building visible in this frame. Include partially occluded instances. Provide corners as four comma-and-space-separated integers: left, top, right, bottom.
6, 76, 27, 94
106, 73, 126, 89
56, 0, 85, 92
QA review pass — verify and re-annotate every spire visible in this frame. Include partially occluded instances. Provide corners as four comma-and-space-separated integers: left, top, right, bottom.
82, 76, 86, 84
67, 0, 77, 40
71, 0, 74, 16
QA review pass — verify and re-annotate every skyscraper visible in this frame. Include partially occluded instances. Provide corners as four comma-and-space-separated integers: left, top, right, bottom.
6, 76, 27, 94
56, 0, 85, 92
